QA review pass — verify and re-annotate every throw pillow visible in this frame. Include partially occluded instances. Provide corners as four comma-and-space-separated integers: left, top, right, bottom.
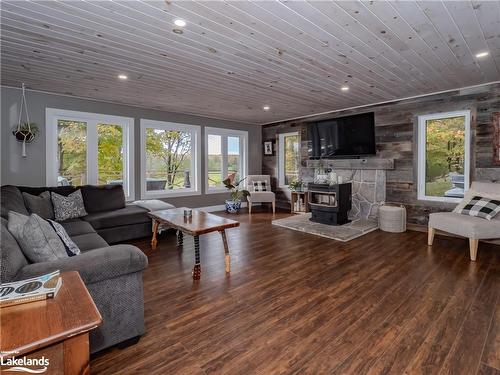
47, 219, 81, 257
253, 181, 267, 192
453, 189, 500, 213
7, 212, 68, 263
51, 190, 88, 221
460, 196, 500, 220
22, 191, 55, 219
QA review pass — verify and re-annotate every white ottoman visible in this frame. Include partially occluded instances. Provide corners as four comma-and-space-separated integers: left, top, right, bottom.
379, 205, 406, 233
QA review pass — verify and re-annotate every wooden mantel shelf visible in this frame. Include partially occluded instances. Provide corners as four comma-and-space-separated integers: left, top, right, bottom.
306, 158, 394, 170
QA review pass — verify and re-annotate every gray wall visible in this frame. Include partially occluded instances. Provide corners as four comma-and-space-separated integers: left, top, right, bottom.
1, 86, 262, 207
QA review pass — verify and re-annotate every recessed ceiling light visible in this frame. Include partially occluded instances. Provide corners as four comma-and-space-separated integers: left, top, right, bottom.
263, 105, 270, 111
341, 86, 349, 91
475, 51, 489, 58
173, 28, 184, 35
174, 19, 186, 27
118, 74, 128, 80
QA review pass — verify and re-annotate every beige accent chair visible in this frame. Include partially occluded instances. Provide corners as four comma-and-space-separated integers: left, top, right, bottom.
428, 181, 500, 261
246, 175, 275, 214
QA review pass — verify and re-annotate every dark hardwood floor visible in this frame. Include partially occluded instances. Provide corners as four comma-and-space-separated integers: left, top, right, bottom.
91, 208, 500, 375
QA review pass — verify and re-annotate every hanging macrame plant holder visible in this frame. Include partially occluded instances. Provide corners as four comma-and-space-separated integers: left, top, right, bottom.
12, 83, 36, 158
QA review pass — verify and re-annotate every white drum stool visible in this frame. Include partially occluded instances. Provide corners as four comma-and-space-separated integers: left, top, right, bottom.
379, 205, 406, 233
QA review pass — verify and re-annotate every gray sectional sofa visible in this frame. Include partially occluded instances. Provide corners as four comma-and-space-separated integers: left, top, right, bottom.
0, 184, 151, 353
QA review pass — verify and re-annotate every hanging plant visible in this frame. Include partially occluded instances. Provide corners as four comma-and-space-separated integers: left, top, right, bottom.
12, 122, 38, 143
12, 83, 36, 157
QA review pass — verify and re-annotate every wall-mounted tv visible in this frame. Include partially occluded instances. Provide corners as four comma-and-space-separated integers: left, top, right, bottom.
308, 112, 376, 158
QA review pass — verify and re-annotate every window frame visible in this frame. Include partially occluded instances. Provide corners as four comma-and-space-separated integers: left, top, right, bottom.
204, 127, 248, 194
140, 119, 201, 199
278, 131, 300, 188
45, 108, 135, 201
417, 110, 471, 203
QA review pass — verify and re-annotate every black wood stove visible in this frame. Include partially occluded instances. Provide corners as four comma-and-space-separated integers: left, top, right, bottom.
308, 183, 352, 225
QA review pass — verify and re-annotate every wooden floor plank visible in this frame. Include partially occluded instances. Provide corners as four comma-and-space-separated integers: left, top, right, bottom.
440, 251, 500, 375
90, 209, 500, 375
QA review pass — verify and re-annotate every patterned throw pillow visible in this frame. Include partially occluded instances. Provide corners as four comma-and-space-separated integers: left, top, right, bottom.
47, 219, 81, 257
460, 196, 500, 220
7, 212, 68, 263
253, 181, 267, 192
51, 190, 88, 221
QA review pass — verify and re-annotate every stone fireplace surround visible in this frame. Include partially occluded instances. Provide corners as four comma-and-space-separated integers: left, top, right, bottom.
301, 159, 394, 220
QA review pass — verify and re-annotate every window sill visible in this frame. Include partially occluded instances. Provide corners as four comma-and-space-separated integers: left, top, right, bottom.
142, 189, 201, 199
205, 188, 229, 195
417, 195, 462, 204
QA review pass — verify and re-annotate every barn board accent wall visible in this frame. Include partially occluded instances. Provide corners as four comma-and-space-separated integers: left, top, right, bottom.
263, 82, 500, 225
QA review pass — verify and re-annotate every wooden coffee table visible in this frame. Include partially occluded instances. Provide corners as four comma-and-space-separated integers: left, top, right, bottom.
1, 272, 102, 374
148, 208, 240, 280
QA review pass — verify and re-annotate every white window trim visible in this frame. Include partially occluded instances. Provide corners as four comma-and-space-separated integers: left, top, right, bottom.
45, 108, 135, 201
417, 110, 471, 203
204, 127, 249, 194
140, 119, 201, 199
278, 131, 299, 188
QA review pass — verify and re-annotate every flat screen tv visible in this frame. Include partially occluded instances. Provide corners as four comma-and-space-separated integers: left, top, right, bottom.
308, 112, 376, 158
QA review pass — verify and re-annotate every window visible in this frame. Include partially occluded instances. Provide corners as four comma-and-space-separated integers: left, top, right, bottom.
140, 119, 201, 198
417, 110, 471, 202
278, 132, 300, 187
205, 127, 248, 193
46, 109, 134, 200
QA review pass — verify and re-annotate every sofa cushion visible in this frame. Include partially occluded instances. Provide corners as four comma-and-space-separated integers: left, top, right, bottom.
82, 205, 150, 230
429, 212, 500, 239
1, 218, 28, 283
71, 233, 109, 252
7, 212, 68, 263
22, 191, 55, 219
60, 220, 96, 237
132, 199, 175, 212
1, 185, 29, 218
15, 244, 148, 285
81, 185, 126, 213
51, 190, 88, 221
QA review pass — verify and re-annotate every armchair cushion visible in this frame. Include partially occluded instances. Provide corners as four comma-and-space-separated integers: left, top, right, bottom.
15, 244, 148, 285
429, 212, 500, 239
248, 191, 275, 203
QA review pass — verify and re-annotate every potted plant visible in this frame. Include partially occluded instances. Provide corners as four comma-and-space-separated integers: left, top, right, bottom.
289, 180, 303, 192
222, 173, 250, 213
12, 122, 38, 143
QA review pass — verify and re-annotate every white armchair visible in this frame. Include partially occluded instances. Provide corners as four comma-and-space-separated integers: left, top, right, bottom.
246, 175, 275, 214
428, 181, 500, 261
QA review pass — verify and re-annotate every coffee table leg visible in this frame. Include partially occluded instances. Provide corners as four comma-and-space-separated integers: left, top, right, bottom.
177, 230, 184, 246
219, 230, 230, 273
192, 235, 201, 280
151, 220, 159, 250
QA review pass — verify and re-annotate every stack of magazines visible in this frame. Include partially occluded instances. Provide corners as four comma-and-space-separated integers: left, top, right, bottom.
0, 270, 62, 307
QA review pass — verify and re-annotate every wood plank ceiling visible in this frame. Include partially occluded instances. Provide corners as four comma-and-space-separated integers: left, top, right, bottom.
1, 0, 499, 124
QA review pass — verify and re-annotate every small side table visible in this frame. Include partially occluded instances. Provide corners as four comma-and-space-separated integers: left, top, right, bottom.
291, 191, 309, 214
1, 272, 102, 375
